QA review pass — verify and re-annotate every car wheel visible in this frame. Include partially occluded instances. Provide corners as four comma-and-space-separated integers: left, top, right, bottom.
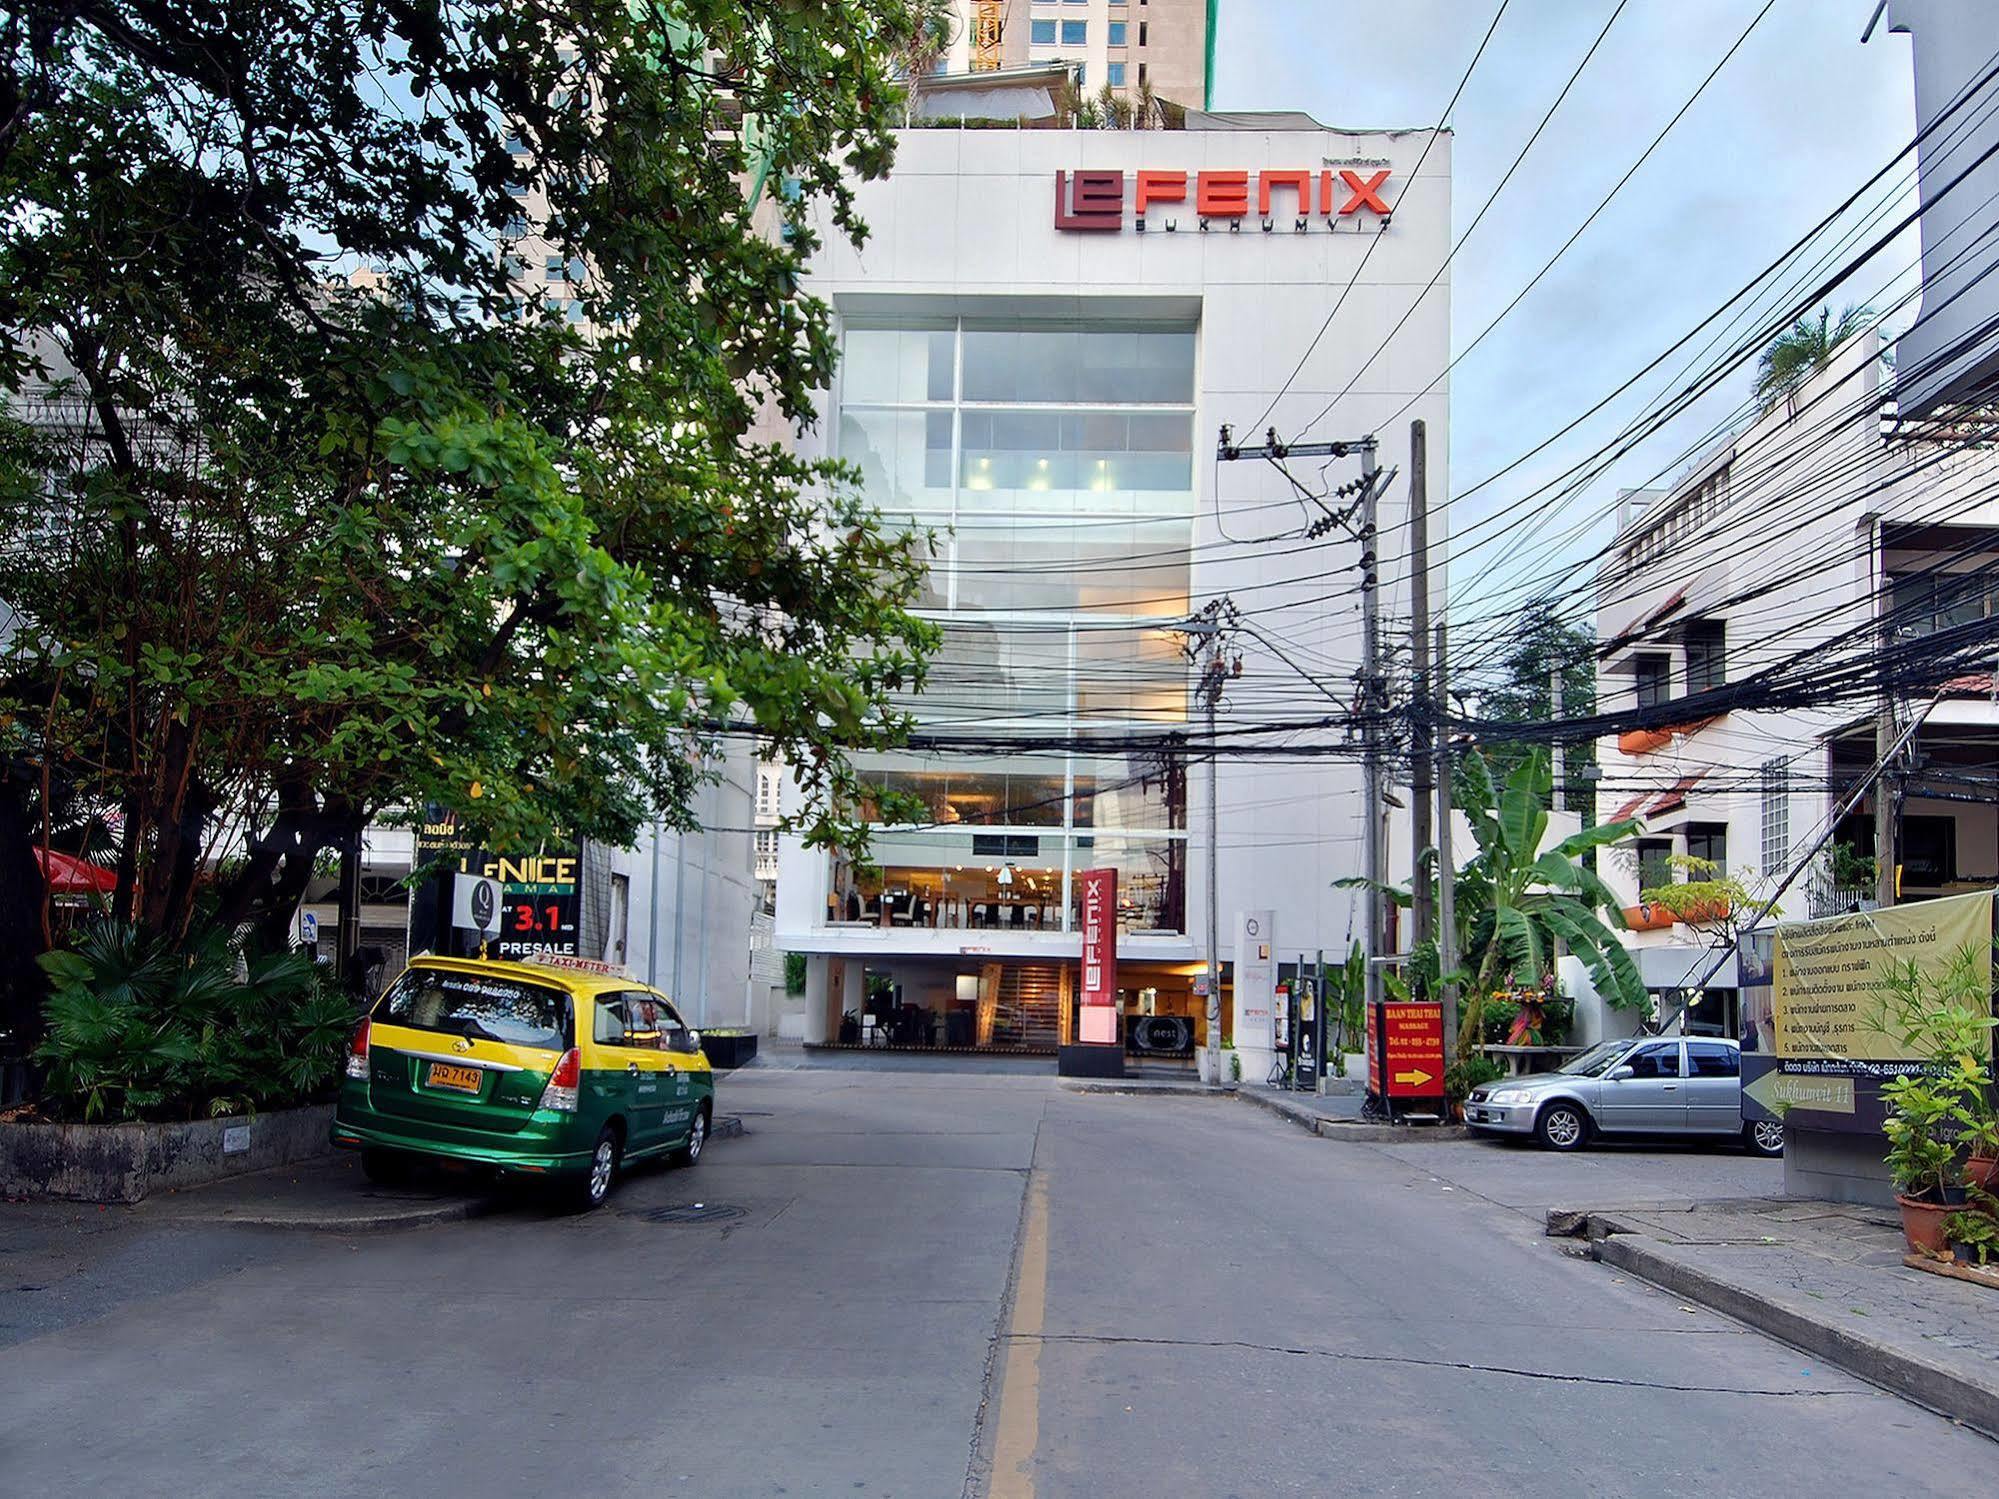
1535, 1101, 1591, 1152
1744, 1118, 1785, 1157
360, 1148, 413, 1186
672, 1106, 709, 1168
570, 1126, 621, 1212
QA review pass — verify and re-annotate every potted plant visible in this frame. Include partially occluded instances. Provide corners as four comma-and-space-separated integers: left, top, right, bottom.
1876, 947, 1999, 1251
1941, 1208, 1999, 1267
1966, 1117, 1999, 1193
1882, 1071, 1968, 1254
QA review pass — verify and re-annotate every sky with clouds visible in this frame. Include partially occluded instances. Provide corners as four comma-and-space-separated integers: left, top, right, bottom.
1210, 0, 1924, 631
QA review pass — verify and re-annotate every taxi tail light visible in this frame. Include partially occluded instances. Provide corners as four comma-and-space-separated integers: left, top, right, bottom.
344, 1017, 371, 1079
538, 1047, 581, 1113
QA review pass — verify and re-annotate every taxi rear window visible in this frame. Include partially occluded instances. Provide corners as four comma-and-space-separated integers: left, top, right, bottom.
374, 968, 572, 1052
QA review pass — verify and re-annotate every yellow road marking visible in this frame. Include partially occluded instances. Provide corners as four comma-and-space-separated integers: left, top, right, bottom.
990, 1167, 1048, 1499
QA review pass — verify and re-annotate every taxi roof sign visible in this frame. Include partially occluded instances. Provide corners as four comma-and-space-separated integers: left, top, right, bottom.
522, 952, 636, 981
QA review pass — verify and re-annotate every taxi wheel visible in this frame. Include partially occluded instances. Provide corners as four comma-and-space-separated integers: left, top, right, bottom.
673, 1107, 709, 1168
361, 1148, 413, 1186
570, 1126, 621, 1212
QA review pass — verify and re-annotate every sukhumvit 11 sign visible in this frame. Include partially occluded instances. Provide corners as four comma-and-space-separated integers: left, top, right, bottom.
1053, 166, 1394, 233
1740, 889, 1994, 1135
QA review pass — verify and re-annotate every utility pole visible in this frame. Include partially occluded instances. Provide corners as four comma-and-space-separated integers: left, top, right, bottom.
1407, 420, 1434, 955
1863, 523, 1895, 911
1550, 665, 1566, 814
1436, 621, 1459, 1066
1184, 598, 1239, 1090
334, 821, 362, 980
1212, 424, 1388, 1093
1874, 518, 1899, 907
1359, 443, 1385, 1033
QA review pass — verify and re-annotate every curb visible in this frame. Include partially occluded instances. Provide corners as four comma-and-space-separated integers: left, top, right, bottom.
1582, 1218, 1999, 1440
1060, 1080, 1224, 1098
174, 1196, 507, 1233
1237, 1087, 1470, 1143
158, 1117, 749, 1234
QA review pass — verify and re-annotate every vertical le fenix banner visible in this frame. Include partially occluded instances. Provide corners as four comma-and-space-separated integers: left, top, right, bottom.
1741, 889, 1993, 1131
1078, 867, 1119, 1045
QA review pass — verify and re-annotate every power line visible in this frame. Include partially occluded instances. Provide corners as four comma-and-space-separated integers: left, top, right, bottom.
1241, 0, 1512, 438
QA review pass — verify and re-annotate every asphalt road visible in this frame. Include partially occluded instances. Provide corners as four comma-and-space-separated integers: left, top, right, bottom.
0, 1071, 1989, 1496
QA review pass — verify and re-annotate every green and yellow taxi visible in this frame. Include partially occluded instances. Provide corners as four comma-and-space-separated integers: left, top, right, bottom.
331, 953, 714, 1210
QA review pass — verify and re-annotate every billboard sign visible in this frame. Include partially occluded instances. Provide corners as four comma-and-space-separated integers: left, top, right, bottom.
1741, 889, 1993, 1133
1367, 1002, 1445, 1099
413, 808, 582, 961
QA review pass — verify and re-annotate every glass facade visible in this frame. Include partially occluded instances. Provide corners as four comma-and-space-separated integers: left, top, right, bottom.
833, 317, 1197, 934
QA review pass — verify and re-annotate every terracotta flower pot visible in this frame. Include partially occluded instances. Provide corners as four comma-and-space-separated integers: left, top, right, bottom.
1897, 1194, 1958, 1256
1966, 1154, 1999, 1192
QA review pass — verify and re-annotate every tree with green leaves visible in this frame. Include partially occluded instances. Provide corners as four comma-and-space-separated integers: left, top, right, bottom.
1754, 303, 1871, 410
1475, 597, 1597, 822
0, 2, 939, 1013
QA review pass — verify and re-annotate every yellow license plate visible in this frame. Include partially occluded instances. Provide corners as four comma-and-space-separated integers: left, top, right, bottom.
426, 1062, 483, 1094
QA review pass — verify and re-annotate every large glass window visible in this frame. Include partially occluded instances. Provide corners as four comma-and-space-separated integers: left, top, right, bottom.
835, 317, 1197, 933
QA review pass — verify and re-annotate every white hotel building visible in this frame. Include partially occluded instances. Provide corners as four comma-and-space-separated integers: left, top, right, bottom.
773, 116, 1451, 1074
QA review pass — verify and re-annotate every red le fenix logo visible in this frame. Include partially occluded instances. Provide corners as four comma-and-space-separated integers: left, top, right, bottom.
1053, 168, 1392, 231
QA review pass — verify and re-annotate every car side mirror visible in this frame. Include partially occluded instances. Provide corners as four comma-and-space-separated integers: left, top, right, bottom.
1607, 1065, 1635, 1081
683, 1029, 702, 1054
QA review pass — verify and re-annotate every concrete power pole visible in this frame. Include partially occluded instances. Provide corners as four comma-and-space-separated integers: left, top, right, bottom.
1551, 665, 1566, 814
1874, 518, 1899, 908
1186, 598, 1237, 1090
1359, 444, 1384, 1021
334, 822, 362, 980
1209, 424, 1385, 1084
1407, 420, 1434, 955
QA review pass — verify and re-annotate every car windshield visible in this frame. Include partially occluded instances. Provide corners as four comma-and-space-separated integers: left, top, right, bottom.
374, 968, 572, 1052
1558, 1040, 1635, 1077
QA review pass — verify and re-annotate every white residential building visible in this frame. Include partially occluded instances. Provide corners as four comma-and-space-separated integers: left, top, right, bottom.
1593, 329, 1999, 1037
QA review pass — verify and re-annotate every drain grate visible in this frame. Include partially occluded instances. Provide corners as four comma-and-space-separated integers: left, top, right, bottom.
627, 1202, 747, 1225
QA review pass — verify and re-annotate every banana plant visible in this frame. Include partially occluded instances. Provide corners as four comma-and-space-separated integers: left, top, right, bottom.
1454, 748, 1647, 1050
1344, 747, 1647, 1055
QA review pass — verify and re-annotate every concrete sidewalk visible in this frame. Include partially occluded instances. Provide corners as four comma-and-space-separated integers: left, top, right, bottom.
1550, 1196, 1999, 1439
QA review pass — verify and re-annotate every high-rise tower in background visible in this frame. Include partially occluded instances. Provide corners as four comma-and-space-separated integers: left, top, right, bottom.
945, 0, 1216, 110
